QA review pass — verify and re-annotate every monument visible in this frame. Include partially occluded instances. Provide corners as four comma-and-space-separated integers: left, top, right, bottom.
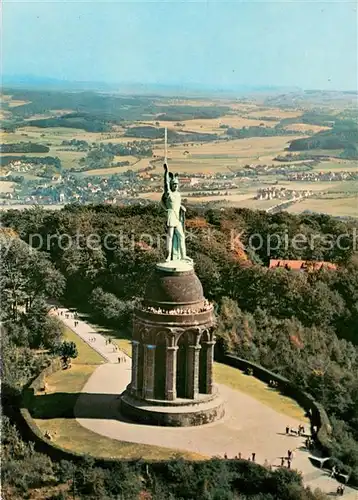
121, 131, 224, 426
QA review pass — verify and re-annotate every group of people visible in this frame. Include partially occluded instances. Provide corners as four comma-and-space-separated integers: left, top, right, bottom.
336, 484, 345, 496
285, 424, 306, 436
142, 299, 212, 316
223, 452, 257, 463
118, 356, 127, 364
305, 436, 313, 449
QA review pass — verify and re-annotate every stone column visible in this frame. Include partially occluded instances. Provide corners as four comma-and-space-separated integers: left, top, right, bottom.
130, 340, 139, 394
203, 340, 215, 394
142, 344, 156, 399
165, 346, 178, 401
186, 345, 201, 399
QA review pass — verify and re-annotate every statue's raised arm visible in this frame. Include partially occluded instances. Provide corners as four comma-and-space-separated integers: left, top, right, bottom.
163, 163, 171, 194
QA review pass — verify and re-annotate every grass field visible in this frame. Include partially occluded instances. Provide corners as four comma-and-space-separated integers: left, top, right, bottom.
245, 108, 302, 119
282, 123, 330, 133
7, 99, 31, 107
311, 159, 358, 172
287, 197, 358, 217
214, 363, 308, 423
33, 363, 203, 460
63, 327, 106, 365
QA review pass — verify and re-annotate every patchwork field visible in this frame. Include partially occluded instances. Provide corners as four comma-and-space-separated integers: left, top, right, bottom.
140, 115, 280, 135
1, 92, 356, 217
151, 135, 303, 174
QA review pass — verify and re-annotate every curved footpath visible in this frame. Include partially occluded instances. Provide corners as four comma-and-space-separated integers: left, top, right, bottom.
55, 308, 357, 499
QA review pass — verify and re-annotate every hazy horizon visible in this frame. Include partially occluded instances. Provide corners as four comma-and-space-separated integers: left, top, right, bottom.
2, 0, 358, 92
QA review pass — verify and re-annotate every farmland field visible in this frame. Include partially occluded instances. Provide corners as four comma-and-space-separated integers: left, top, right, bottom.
287, 197, 358, 217
140, 115, 280, 135
0, 181, 14, 193
151, 135, 303, 173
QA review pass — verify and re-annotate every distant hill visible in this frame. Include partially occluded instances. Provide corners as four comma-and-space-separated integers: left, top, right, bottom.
2, 74, 300, 97
288, 119, 358, 158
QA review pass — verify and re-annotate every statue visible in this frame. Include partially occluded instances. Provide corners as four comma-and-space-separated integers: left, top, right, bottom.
161, 163, 192, 263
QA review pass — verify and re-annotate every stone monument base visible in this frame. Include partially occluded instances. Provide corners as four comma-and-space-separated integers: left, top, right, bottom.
120, 389, 224, 427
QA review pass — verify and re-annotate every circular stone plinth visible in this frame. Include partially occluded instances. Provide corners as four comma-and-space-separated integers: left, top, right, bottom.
156, 261, 193, 272
120, 390, 225, 427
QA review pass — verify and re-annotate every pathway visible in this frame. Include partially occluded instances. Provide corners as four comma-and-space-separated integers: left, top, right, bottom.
54, 306, 357, 499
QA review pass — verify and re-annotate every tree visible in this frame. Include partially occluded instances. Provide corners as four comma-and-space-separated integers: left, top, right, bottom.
56, 341, 78, 368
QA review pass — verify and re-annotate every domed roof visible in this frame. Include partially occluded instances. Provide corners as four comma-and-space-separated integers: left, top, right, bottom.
143, 265, 204, 307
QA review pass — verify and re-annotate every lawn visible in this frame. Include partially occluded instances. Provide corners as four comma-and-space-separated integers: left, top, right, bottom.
214, 362, 308, 423
35, 417, 205, 460
63, 327, 105, 365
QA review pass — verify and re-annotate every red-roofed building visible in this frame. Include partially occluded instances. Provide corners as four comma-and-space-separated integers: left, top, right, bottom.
269, 259, 337, 271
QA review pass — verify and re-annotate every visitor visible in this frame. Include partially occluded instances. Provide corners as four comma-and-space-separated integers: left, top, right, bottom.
224, 453, 228, 459
286, 425, 290, 435
238, 452, 242, 459
281, 457, 285, 467
330, 465, 337, 478
118, 357, 121, 364
288, 450, 292, 460
252, 453, 256, 462
336, 485, 345, 496
287, 459, 291, 469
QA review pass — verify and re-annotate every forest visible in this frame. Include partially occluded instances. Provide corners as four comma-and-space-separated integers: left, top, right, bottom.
288, 120, 358, 158
0, 155, 62, 169
2, 89, 231, 127
124, 125, 219, 142
0, 142, 50, 153
227, 126, 298, 139
1, 204, 358, 498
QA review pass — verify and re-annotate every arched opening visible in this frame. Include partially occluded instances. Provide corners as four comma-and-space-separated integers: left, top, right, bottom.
154, 344, 166, 399
176, 343, 187, 398
199, 344, 207, 394
137, 343, 144, 396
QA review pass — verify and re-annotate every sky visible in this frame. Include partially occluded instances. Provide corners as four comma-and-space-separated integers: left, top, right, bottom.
2, 0, 357, 91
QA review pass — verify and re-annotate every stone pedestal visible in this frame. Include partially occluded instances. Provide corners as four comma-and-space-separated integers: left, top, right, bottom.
121, 261, 224, 427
